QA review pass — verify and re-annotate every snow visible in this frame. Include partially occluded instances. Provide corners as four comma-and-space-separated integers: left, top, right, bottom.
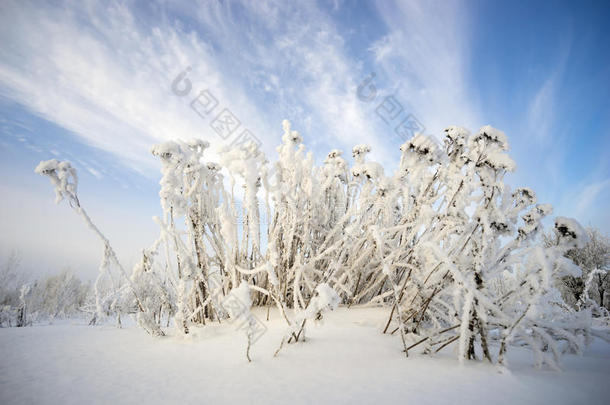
310, 283, 340, 312
34, 158, 60, 174
225, 281, 252, 313
555, 217, 588, 248
476, 125, 509, 150
483, 150, 516, 171
1, 307, 608, 405
400, 133, 441, 163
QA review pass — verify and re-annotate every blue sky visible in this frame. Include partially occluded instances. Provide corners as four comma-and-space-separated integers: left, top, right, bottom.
0, 0, 608, 279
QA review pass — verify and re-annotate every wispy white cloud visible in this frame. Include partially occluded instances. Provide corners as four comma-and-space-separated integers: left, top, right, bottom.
527, 76, 557, 141
370, 0, 481, 138
185, 0, 389, 158
518, 37, 572, 191
575, 178, 610, 217
0, 0, 277, 173
526, 38, 571, 144
0, 0, 390, 172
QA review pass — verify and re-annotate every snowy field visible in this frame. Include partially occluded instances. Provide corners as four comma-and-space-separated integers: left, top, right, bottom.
1, 307, 608, 405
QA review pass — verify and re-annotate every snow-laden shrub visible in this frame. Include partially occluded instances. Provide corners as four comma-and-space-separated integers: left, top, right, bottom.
37, 121, 594, 368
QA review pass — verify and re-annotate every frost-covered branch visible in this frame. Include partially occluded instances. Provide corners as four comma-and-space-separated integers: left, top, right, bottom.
36, 121, 595, 367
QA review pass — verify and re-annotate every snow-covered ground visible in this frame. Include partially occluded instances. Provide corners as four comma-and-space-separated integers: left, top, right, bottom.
1, 307, 608, 404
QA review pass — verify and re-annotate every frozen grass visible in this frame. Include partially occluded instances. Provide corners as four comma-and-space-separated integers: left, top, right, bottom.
1, 307, 608, 404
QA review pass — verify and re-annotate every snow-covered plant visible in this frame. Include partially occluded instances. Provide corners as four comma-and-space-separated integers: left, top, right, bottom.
35, 160, 163, 336
36, 121, 596, 367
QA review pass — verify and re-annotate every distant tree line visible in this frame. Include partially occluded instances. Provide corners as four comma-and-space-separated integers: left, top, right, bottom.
0, 251, 91, 327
